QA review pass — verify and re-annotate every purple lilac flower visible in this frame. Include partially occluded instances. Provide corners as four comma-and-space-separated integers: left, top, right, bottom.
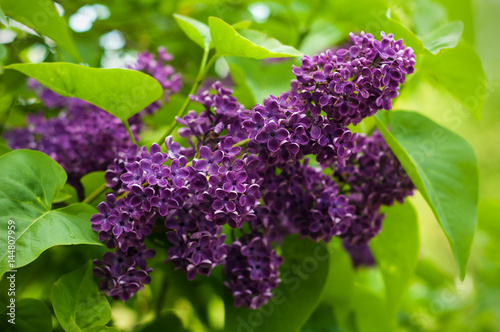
90, 31, 416, 306
292, 31, 415, 126
334, 131, 415, 265
224, 233, 283, 309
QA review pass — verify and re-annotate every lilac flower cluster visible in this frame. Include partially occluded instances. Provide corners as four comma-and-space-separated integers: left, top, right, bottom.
5, 48, 181, 195
336, 131, 415, 265
252, 160, 354, 243
91, 32, 416, 309
244, 32, 415, 169
93, 83, 266, 301
224, 233, 283, 309
292, 31, 415, 126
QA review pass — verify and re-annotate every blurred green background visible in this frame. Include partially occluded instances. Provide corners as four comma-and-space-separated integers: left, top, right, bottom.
1, 0, 499, 331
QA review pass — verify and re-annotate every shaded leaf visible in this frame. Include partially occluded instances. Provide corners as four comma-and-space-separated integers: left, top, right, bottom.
224, 235, 329, 332
137, 311, 186, 332
0, 298, 52, 332
82, 171, 111, 207
52, 262, 112, 331
53, 183, 78, 204
352, 285, 393, 332
321, 238, 354, 325
370, 200, 419, 316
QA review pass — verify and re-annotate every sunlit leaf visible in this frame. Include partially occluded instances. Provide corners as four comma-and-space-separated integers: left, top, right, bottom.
0, 0, 82, 61
0, 150, 102, 276
5, 63, 163, 121
173, 14, 211, 51
375, 111, 478, 280
209, 17, 302, 59
422, 42, 485, 119
422, 21, 464, 54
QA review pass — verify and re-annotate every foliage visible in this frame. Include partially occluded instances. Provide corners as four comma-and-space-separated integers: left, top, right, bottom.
0, 1, 497, 332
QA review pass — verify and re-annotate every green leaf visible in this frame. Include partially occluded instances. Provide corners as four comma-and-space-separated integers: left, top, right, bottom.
0, 0, 81, 61
209, 17, 302, 59
422, 21, 464, 54
0, 298, 52, 332
232, 20, 252, 30
0, 142, 12, 157
478, 199, 500, 236
328, 0, 423, 52
5, 63, 163, 121
173, 14, 211, 51
422, 42, 485, 119
374, 111, 478, 280
383, 18, 424, 52
226, 57, 296, 105
0, 150, 102, 276
83, 327, 121, 332
321, 238, 354, 326
0, 44, 6, 62
52, 262, 112, 332
224, 235, 329, 332
352, 285, 394, 332
370, 200, 419, 316
433, 0, 475, 44
53, 183, 79, 204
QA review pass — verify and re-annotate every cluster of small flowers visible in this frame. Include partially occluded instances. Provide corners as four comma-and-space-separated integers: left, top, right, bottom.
244, 32, 415, 169
224, 232, 283, 309
92, 32, 416, 309
335, 131, 415, 265
129, 46, 182, 114
292, 31, 415, 126
5, 48, 181, 196
93, 83, 268, 301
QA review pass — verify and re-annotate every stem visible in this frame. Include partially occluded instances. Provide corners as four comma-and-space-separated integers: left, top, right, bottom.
123, 120, 137, 144
233, 138, 250, 147
82, 183, 108, 204
156, 52, 219, 145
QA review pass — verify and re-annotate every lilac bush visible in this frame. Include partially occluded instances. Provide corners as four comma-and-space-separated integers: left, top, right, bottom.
89, 31, 416, 309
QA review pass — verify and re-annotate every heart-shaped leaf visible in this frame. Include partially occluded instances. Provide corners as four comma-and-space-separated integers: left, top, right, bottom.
5, 63, 163, 121
0, 150, 102, 276
52, 262, 112, 332
375, 111, 478, 280
173, 14, 211, 51
209, 17, 302, 59
0, 0, 81, 61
